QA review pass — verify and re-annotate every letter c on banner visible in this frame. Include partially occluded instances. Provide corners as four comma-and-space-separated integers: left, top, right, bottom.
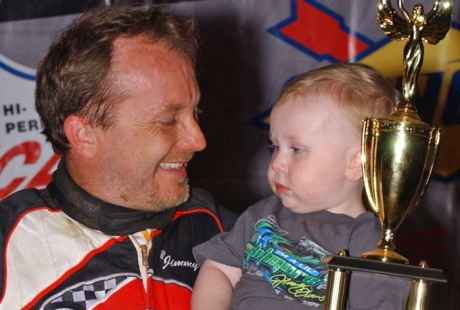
26, 153, 60, 189
0, 141, 41, 198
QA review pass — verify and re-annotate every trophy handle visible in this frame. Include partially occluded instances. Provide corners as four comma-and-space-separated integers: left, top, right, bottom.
362, 118, 378, 214
405, 127, 442, 217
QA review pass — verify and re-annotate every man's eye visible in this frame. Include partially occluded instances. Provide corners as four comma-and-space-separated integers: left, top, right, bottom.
157, 119, 176, 128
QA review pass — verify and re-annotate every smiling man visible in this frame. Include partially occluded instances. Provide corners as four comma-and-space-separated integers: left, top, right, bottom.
0, 6, 237, 310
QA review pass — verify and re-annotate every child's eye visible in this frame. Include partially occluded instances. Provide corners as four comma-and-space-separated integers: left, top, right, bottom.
292, 147, 303, 154
267, 143, 279, 152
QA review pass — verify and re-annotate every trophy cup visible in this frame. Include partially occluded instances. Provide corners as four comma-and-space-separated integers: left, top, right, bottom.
323, 1, 452, 309
361, 0, 451, 264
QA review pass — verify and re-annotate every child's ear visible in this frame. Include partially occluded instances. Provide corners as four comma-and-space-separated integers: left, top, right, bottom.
346, 147, 363, 182
63, 115, 98, 160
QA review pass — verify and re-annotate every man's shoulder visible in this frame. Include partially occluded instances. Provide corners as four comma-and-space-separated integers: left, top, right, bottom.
0, 188, 48, 211
0, 188, 51, 239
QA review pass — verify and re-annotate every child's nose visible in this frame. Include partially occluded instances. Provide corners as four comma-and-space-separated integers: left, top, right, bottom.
270, 153, 287, 173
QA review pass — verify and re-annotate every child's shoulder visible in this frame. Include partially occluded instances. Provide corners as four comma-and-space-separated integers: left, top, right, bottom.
235, 195, 285, 225
355, 211, 380, 226
349, 212, 382, 241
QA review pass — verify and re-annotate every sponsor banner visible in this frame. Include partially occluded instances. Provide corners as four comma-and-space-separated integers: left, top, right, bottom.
0, 53, 59, 198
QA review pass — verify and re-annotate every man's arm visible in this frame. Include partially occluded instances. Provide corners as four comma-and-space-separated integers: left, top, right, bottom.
192, 259, 242, 310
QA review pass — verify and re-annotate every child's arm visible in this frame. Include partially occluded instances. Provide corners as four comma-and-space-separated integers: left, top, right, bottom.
192, 259, 242, 310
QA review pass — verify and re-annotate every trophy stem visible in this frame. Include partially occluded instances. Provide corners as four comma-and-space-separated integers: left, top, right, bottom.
362, 228, 409, 264
391, 99, 423, 124
396, 99, 417, 114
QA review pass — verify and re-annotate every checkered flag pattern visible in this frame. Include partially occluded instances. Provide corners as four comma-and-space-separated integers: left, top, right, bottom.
46, 275, 130, 309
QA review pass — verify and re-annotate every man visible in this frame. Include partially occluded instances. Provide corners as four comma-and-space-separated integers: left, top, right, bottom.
0, 6, 237, 310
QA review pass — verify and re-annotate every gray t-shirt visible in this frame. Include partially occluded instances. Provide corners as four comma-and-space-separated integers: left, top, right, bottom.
193, 195, 410, 309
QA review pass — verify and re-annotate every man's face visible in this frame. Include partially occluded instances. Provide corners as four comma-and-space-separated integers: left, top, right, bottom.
91, 37, 206, 211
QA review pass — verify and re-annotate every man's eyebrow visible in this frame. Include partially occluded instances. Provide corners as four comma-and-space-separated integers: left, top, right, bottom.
164, 100, 200, 111
163, 102, 186, 111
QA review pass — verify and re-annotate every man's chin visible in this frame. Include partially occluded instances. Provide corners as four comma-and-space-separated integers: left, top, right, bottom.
155, 183, 190, 211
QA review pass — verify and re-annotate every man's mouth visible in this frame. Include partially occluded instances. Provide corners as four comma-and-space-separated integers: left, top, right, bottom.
159, 162, 188, 171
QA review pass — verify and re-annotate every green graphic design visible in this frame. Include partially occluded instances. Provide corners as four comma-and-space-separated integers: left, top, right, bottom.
243, 216, 330, 306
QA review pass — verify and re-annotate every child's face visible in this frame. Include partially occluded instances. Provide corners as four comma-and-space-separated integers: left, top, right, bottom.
267, 95, 362, 214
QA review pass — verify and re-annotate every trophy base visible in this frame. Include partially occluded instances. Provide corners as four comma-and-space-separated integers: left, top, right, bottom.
361, 248, 409, 264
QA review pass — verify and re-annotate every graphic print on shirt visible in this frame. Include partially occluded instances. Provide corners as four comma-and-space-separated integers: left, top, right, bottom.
243, 215, 330, 306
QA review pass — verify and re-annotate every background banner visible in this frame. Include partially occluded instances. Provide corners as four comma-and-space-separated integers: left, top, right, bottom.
0, 0, 459, 307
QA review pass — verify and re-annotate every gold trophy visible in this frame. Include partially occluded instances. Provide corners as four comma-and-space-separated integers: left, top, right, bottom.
323, 1, 451, 309
361, 0, 452, 264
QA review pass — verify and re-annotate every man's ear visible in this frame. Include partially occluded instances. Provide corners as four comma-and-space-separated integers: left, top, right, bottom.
346, 147, 363, 182
63, 115, 97, 160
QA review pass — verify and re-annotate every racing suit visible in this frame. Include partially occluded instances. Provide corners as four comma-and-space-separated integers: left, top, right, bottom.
0, 163, 237, 310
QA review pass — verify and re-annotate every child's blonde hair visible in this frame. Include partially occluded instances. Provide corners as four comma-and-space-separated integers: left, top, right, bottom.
275, 63, 399, 132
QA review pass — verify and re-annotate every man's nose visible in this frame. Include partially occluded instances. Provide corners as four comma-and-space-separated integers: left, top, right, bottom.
179, 118, 207, 152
